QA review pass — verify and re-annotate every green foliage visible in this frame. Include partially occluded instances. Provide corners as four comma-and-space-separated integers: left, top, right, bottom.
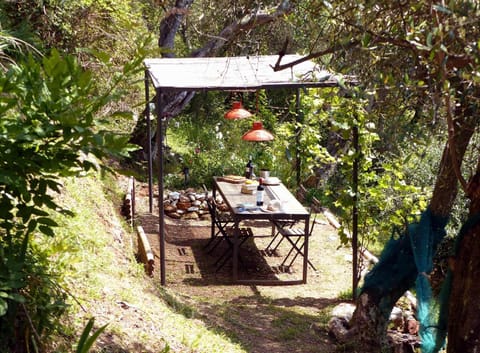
75, 318, 108, 353
0, 48, 137, 235
0, 0, 151, 55
163, 90, 292, 188
0, 42, 141, 351
0, 30, 41, 69
0, 232, 69, 351
290, 88, 431, 253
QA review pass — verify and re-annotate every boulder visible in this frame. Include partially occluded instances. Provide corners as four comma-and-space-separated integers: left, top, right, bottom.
177, 201, 192, 211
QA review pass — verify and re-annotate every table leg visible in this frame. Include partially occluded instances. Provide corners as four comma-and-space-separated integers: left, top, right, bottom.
233, 220, 239, 281
211, 183, 217, 239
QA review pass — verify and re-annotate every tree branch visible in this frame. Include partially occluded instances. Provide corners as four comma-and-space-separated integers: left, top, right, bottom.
272, 16, 473, 73
160, 1, 294, 116
272, 38, 360, 71
191, 2, 293, 57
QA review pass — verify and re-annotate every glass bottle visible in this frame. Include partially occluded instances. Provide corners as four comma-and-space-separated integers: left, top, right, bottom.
256, 178, 264, 206
245, 156, 253, 179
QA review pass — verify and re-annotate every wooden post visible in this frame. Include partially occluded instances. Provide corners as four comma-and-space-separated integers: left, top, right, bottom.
124, 176, 135, 227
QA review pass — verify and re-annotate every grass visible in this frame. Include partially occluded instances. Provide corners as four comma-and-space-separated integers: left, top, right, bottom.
271, 311, 312, 341
41, 171, 249, 353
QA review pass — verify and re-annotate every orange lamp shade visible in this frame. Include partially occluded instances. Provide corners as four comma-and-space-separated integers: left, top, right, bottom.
241, 121, 274, 141
224, 101, 252, 120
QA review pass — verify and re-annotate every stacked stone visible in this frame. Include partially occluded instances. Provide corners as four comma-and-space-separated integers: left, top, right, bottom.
162, 188, 207, 220
162, 188, 229, 220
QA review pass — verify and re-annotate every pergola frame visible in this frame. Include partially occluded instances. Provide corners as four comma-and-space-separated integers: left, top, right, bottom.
143, 54, 358, 289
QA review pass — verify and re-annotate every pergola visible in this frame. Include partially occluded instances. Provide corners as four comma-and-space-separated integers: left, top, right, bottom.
143, 54, 358, 288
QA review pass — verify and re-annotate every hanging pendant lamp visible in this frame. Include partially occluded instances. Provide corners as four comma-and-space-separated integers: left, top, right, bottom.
241, 121, 274, 141
224, 101, 252, 120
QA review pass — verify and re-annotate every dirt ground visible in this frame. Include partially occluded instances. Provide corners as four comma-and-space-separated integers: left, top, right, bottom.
135, 182, 354, 353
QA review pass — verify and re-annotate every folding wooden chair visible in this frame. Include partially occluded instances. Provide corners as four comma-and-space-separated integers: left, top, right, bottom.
266, 196, 321, 271
203, 194, 234, 253
202, 185, 253, 272
213, 226, 253, 272
264, 184, 309, 255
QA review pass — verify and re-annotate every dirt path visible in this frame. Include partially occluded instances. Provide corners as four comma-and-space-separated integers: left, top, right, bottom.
136, 183, 353, 353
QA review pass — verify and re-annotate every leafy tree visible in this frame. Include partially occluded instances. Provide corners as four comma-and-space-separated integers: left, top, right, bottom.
273, 1, 480, 351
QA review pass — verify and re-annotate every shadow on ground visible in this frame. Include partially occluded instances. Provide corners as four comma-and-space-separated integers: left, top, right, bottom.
135, 205, 353, 353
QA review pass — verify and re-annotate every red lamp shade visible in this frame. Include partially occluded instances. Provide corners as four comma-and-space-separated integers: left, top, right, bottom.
224, 101, 252, 120
241, 121, 274, 141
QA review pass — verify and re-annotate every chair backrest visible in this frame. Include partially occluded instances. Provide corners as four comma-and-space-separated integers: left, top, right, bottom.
202, 184, 232, 224
296, 184, 308, 204
307, 196, 322, 236
202, 184, 216, 217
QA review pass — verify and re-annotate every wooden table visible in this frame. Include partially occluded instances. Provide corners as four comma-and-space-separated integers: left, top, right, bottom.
212, 177, 310, 285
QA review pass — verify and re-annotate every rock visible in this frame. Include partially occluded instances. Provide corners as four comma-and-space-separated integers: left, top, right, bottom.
183, 212, 199, 220
390, 306, 404, 330
164, 204, 176, 213
177, 201, 192, 211
328, 316, 355, 343
406, 317, 419, 335
169, 191, 180, 200
167, 212, 181, 219
331, 303, 356, 321
179, 195, 190, 203
162, 188, 218, 220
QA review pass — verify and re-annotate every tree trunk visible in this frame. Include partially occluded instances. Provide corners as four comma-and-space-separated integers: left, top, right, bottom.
447, 157, 480, 353
346, 109, 478, 351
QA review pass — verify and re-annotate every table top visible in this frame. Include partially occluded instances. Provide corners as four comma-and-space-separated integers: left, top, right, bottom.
213, 177, 309, 220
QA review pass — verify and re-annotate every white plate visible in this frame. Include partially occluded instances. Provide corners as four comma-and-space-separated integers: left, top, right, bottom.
263, 177, 280, 185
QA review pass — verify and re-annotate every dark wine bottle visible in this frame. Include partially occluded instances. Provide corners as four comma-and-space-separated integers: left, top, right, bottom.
245, 156, 253, 179
256, 178, 264, 206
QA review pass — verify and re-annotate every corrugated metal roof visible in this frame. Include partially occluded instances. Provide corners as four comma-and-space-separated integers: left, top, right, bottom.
144, 54, 343, 91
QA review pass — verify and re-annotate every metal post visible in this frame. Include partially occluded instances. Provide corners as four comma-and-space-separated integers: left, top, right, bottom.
295, 89, 301, 187
352, 123, 359, 299
145, 70, 153, 213
156, 90, 166, 286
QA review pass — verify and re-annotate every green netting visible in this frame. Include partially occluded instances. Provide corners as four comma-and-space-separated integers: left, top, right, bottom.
362, 207, 449, 353
413, 211, 480, 353
409, 208, 449, 353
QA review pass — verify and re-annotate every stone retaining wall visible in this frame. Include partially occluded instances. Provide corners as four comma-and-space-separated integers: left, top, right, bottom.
162, 188, 228, 220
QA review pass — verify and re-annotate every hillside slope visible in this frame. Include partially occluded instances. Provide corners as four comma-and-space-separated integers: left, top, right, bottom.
49, 173, 245, 353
